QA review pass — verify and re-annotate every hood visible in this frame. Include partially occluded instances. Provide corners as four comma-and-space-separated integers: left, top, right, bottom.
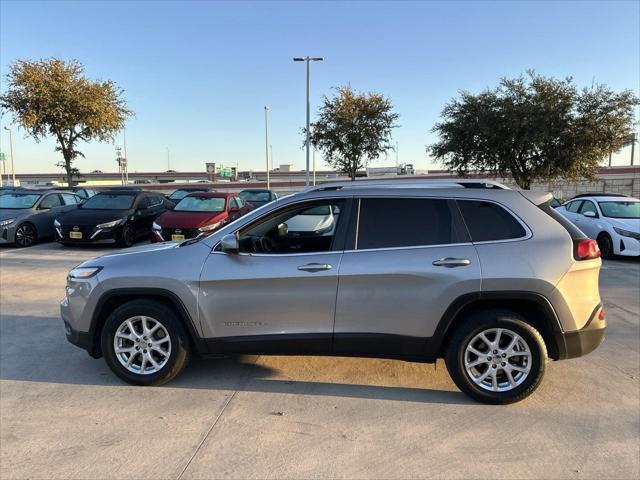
95, 241, 181, 260
58, 208, 131, 226
606, 217, 640, 233
0, 209, 31, 221
156, 210, 226, 229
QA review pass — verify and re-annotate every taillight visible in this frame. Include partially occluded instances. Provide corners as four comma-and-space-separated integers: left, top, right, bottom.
575, 239, 601, 260
598, 308, 606, 320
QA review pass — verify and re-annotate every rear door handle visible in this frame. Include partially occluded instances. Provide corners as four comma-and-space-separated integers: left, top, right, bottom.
298, 263, 333, 272
432, 257, 471, 268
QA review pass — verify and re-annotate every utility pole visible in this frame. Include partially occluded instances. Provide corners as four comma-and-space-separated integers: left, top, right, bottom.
264, 106, 270, 189
313, 146, 317, 185
123, 128, 129, 184
293, 56, 323, 186
3, 126, 15, 186
166, 147, 170, 171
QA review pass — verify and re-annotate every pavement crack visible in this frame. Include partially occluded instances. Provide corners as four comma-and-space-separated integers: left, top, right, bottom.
175, 355, 261, 480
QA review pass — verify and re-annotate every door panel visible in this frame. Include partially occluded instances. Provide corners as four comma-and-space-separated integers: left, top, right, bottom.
198, 251, 342, 351
333, 245, 481, 356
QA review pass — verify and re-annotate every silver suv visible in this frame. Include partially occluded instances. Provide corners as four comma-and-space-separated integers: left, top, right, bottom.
61, 180, 606, 404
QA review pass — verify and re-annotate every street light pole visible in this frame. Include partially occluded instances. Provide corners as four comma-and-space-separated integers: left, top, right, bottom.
293, 56, 323, 186
166, 147, 170, 171
4, 126, 15, 186
264, 106, 270, 189
123, 128, 129, 184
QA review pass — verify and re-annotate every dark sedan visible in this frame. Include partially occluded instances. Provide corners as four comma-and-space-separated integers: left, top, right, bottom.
238, 189, 278, 208
55, 190, 173, 247
167, 187, 211, 202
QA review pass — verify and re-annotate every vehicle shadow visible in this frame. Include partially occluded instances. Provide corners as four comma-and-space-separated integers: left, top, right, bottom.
0, 314, 471, 406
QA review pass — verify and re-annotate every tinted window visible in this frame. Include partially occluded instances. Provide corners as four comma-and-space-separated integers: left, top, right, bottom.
579, 200, 597, 216
457, 200, 526, 242
229, 197, 239, 209
82, 193, 135, 210
61, 193, 78, 205
240, 191, 271, 202
0, 194, 41, 209
138, 197, 152, 209
40, 194, 63, 208
567, 201, 582, 213
175, 196, 226, 212
357, 198, 455, 249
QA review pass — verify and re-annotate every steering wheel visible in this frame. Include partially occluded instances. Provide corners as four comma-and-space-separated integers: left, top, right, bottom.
251, 236, 275, 253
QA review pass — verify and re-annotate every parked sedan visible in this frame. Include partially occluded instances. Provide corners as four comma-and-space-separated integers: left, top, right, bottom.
166, 187, 210, 202
0, 190, 81, 247
151, 192, 253, 242
557, 195, 640, 258
55, 190, 173, 247
239, 189, 278, 208
46, 186, 98, 200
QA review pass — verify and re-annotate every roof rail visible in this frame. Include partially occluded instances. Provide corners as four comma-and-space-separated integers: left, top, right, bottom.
304, 178, 510, 192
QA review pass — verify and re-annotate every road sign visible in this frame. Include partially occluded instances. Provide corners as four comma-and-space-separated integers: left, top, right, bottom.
0, 153, 5, 161
206, 163, 215, 174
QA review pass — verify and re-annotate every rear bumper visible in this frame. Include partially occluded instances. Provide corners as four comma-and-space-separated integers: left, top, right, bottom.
556, 305, 606, 359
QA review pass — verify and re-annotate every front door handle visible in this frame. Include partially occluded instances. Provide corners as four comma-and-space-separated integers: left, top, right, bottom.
298, 263, 333, 272
432, 257, 471, 268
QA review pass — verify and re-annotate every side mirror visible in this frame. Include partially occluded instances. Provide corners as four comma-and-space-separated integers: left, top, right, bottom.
220, 234, 239, 253
583, 211, 597, 218
229, 206, 240, 213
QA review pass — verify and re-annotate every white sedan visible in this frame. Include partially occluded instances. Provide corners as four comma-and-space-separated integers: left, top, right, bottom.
556, 194, 640, 258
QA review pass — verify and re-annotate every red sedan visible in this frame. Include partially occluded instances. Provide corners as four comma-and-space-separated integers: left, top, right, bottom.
151, 192, 253, 242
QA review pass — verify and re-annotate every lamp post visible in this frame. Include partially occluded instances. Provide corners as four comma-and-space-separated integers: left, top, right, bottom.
166, 147, 170, 171
3, 126, 15, 186
293, 56, 323, 186
264, 106, 270, 189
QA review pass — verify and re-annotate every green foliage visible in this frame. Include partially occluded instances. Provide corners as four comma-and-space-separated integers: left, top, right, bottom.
429, 71, 639, 189
308, 85, 399, 180
0, 58, 132, 185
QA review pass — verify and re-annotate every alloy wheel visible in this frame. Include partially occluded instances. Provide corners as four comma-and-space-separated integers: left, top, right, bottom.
463, 327, 532, 392
113, 316, 172, 375
15, 224, 36, 247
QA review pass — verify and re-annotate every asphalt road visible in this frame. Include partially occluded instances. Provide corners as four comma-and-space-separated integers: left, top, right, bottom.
1, 242, 638, 479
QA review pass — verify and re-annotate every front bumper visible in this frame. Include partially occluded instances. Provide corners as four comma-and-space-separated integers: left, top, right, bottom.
614, 235, 640, 257
56, 225, 119, 244
0, 224, 17, 244
556, 306, 607, 360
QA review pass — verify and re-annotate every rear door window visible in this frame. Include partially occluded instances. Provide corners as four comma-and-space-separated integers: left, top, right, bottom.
457, 200, 527, 242
578, 200, 598, 216
356, 198, 458, 249
61, 193, 78, 205
40, 194, 63, 209
566, 201, 583, 213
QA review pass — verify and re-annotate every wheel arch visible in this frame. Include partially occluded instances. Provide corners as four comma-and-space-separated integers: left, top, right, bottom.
432, 291, 566, 360
89, 288, 207, 358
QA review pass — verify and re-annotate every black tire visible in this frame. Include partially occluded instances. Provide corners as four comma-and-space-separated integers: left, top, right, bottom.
445, 309, 547, 404
116, 223, 136, 248
101, 299, 191, 386
14, 222, 37, 248
597, 232, 614, 259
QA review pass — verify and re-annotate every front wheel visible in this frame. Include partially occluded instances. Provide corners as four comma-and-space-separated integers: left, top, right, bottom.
116, 223, 136, 248
597, 232, 614, 259
101, 300, 191, 386
445, 310, 547, 404
14, 223, 37, 247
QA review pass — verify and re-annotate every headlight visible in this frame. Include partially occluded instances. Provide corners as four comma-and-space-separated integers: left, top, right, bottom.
0, 218, 16, 227
198, 220, 223, 232
614, 227, 640, 240
53, 218, 61, 228
68, 266, 102, 279
152, 221, 162, 231
96, 218, 125, 229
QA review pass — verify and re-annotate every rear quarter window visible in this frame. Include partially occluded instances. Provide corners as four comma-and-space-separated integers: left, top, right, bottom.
457, 200, 527, 242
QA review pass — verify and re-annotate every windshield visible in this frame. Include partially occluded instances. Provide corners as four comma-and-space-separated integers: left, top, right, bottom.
82, 194, 135, 210
175, 196, 226, 212
598, 201, 640, 219
239, 191, 270, 202
0, 193, 41, 209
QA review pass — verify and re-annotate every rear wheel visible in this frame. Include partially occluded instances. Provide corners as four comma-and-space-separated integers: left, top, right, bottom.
14, 223, 37, 248
101, 300, 191, 386
116, 223, 135, 248
445, 310, 546, 404
597, 232, 614, 259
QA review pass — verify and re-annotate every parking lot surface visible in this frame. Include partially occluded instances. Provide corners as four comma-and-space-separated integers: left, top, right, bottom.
1, 242, 638, 479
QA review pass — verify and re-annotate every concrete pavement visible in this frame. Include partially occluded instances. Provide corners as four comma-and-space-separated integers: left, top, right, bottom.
1, 242, 638, 479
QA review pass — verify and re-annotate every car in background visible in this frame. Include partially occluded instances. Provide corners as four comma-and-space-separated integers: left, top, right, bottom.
239, 189, 278, 208
0, 190, 81, 247
55, 190, 173, 247
46, 186, 98, 200
151, 192, 253, 242
0, 186, 30, 195
557, 194, 640, 258
549, 197, 562, 208
166, 187, 210, 202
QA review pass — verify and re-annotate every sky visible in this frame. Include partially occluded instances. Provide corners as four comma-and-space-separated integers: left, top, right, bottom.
1, 0, 639, 175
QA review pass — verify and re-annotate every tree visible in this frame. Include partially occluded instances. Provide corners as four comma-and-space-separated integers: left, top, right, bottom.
0, 58, 132, 186
429, 71, 639, 189
308, 85, 399, 180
